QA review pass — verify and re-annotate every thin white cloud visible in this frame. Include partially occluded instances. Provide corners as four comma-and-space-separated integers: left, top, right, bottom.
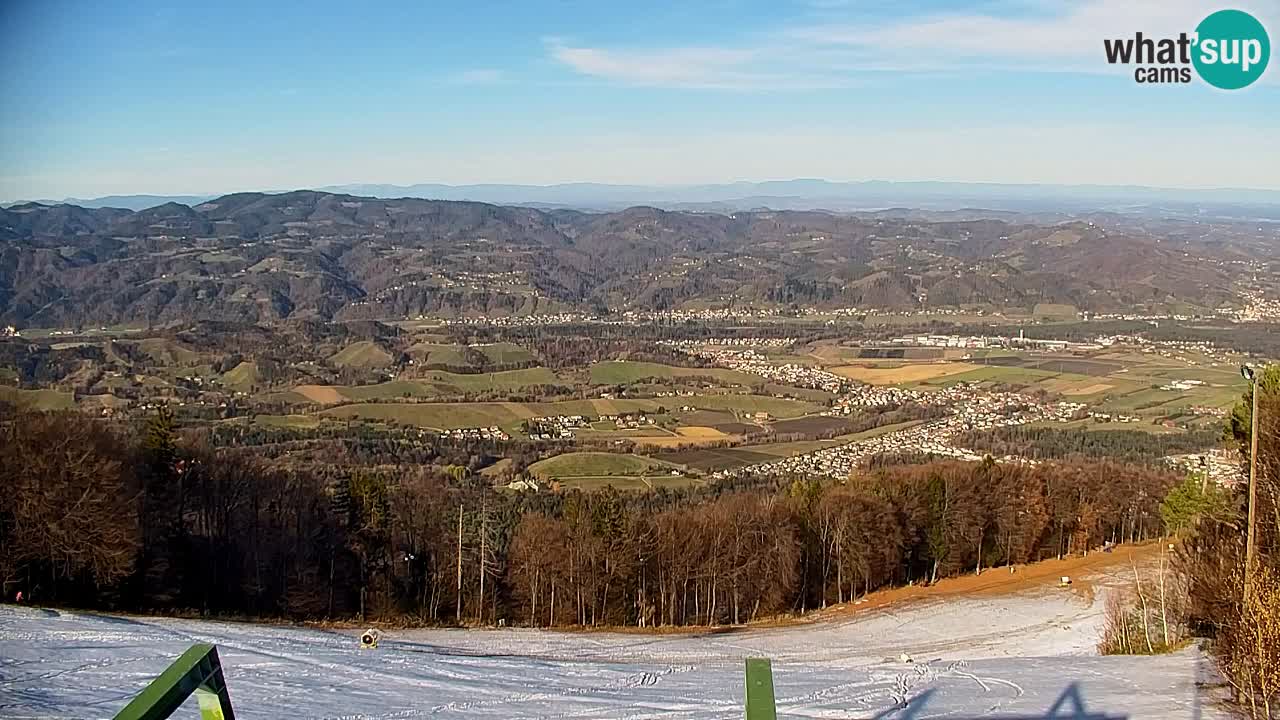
548, 42, 787, 89
793, 0, 1228, 65
550, 0, 1280, 86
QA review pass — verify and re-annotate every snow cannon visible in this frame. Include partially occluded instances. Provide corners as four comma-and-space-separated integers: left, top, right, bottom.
1059, 576, 1072, 587
360, 629, 380, 649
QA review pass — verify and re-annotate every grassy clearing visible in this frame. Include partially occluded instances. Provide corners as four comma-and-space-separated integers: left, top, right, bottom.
321, 402, 521, 430
135, 338, 202, 366
294, 369, 560, 404
329, 341, 395, 369
925, 365, 1069, 387
407, 343, 472, 367
318, 398, 664, 431
528, 452, 678, 480
674, 426, 729, 439
423, 367, 559, 392
589, 361, 755, 386
338, 380, 440, 402
681, 394, 820, 418
473, 342, 535, 365
578, 427, 674, 439
316, 394, 816, 430
220, 361, 261, 392
251, 414, 325, 429
0, 386, 75, 410
292, 385, 346, 404
479, 458, 513, 477
554, 476, 698, 492
764, 383, 835, 402
1032, 303, 1079, 320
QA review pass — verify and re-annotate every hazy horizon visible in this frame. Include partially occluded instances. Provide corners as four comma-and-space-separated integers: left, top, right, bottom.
3, 0, 1278, 201
10, 177, 1280, 210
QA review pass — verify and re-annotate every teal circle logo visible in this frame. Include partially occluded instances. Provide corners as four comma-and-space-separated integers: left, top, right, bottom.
1193, 9, 1270, 89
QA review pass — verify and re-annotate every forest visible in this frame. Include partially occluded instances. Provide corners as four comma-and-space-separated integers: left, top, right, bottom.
955, 426, 1223, 464
1, 406, 1184, 628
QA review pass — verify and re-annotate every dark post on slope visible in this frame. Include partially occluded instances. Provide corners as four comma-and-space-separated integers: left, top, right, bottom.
113, 643, 236, 720
1242, 364, 1260, 606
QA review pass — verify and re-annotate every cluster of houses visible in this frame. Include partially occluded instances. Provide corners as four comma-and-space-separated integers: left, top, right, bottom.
662, 343, 850, 394
692, 336, 796, 348
1220, 288, 1280, 323
439, 426, 510, 441
1087, 411, 1143, 423
524, 415, 589, 441
716, 392, 1087, 480
620, 307, 783, 322
666, 339, 1098, 480
1094, 334, 1228, 362
1167, 449, 1246, 488
1159, 379, 1206, 391
601, 412, 657, 430
441, 312, 597, 326
886, 332, 1102, 352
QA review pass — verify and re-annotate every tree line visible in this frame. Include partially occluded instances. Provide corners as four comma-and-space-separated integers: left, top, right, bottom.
1, 406, 1183, 628
955, 425, 1223, 465
1177, 366, 1280, 717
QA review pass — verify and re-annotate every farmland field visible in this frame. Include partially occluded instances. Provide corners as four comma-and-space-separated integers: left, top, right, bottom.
0, 386, 75, 410
288, 368, 561, 404
421, 367, 559, 391
770, 415, 855, 435
923, 365, 1070, 387
221, 361, 260, 391
589, 361, 756, 386
763, 383, 835, 402
679, 394, 820, 418
319, 398, 669, 430
472, 342, 535, 365
328, 341, 395, 368
528, 451, 679, 480
655, 446, 778, 471
406, 342, 473, 367
832, 362, 982, 385
980, 355, 1125, 376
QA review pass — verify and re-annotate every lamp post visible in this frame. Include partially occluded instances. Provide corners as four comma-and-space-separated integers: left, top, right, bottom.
1241, 365, 1259, 607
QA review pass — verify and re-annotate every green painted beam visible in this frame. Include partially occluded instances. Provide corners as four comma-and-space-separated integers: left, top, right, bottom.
114, 643, 235, 720
744, 657, 777, 720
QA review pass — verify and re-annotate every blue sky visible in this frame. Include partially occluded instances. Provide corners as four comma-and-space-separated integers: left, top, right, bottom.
1, 0, 1278, 200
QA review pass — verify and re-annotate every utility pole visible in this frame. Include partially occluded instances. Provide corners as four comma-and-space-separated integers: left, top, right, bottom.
1242, 366, 1260, 607
478, 496, 487, 625
456, 503, 463, 624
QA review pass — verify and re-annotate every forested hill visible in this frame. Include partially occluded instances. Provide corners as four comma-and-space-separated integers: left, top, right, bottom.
0, 190, 1248, 327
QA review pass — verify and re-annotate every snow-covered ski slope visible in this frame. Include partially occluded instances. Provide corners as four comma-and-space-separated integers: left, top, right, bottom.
0, 577, 1225, 719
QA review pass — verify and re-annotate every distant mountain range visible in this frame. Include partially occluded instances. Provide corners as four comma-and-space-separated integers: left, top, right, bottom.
0, 189, 1261, 328
9, 180, 1280, 219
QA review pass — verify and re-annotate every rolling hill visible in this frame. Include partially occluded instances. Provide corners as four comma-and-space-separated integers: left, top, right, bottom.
0, 191, 1256, 328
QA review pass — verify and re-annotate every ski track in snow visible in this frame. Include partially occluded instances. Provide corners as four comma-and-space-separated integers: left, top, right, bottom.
0, 580, 1228, 719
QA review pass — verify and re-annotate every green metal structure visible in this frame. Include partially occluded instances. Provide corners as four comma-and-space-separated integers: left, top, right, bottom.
744, 657, 777, 720
113, 643, 236, 720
